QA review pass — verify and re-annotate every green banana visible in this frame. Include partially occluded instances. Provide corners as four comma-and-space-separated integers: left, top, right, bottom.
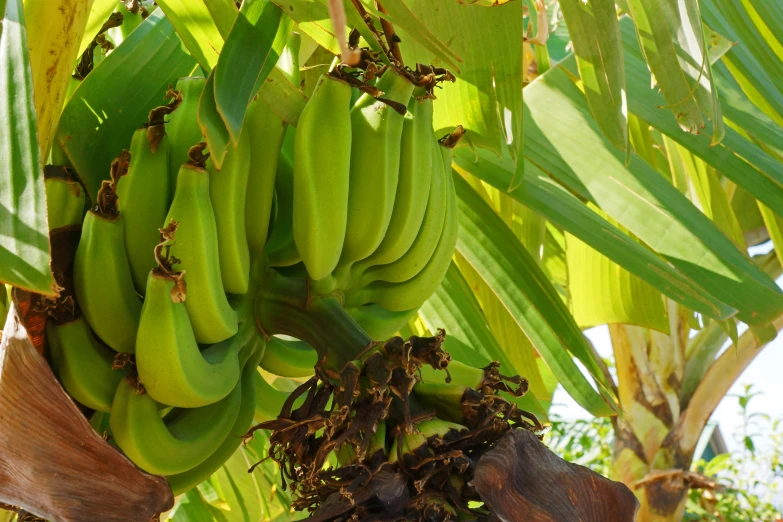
167, 77, 205, 194
164, 144, 238, 344
350, 141, 458, 311
259, 336, 318, 378
388, 419, 467, 465
110, 372, 242, 476
44, 166, 85, 229
413, 360, 486, 423
339, 67, 415, 265
355, 96, 433, 269
208, 128, 251, 294
265, 129, 301, 267
166, 344, 265, 496
115, 127, 171, 294
73, 153, 142, 352
344, 303, 418, 341
245, 33, 301, 255
343, 137, 447, 302
135, 269, 241, 408
292, 73, 352, 281
46, 316, 127, 412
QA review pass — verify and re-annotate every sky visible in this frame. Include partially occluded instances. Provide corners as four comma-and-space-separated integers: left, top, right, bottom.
551, 272, 783, 454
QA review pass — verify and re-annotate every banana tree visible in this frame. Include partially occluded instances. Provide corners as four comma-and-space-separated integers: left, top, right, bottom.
2, 0, 783, 520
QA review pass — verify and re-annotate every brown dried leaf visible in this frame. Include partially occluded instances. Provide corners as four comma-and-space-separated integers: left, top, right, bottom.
0, 304, 173, 521
471, 429, 638, 522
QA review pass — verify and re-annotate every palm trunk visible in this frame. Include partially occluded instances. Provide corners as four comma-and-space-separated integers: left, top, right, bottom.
609, 310, 783, 520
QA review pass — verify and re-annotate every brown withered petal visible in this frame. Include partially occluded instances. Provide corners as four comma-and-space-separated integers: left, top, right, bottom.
471, 429, 638, 522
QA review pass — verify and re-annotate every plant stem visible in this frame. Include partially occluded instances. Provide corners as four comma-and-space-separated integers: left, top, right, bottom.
254, 268, 372, 377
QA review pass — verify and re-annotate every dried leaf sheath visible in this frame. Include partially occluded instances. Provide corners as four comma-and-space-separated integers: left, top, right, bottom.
0, 303, 173, 522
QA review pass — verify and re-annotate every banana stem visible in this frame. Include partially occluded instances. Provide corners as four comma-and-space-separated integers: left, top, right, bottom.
254, 269, 372, 378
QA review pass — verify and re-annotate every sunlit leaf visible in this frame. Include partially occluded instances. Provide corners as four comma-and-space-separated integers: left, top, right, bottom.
214, 0, 293, 144
0, 0, 55, 294
454, 173, 617, 417
559, 0, 627, 153
23, 0, 92, 159
625, 1, 723, 143
157, 0, 225, 72
418, 262, 549, 422
524, 65, 783, 326
453, 148, 735, 321
57, 10, 197, 198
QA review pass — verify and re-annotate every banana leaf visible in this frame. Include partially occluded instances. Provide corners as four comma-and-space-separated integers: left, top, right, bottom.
0, 0, 55, 294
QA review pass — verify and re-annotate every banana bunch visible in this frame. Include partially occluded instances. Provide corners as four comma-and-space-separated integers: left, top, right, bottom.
258, 63, 463, 344
43, 32, 467, 499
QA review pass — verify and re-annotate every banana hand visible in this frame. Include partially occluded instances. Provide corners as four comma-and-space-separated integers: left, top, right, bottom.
166, 77, 206, 195
46, 316, 128, 413
135, 270, 241, 408
293, 73, 353, 281
73, 152, 142, 352
116, 127, 171, 294
258, 336, 318, 378
164, 144, 238, 344
208, 128, 252, 295
339, 67, 415, 265
166, 341, 265, 495
110, 374, 242, 476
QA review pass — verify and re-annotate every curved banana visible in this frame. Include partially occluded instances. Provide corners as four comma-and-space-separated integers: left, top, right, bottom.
292, 73, 352, 281
246, 33, 301, 255
110, 373, 242, 476
74, 154, 142, 352
167, 77, 206, 194
265, 129, 301, 267
115, 128, 171, 294
339, 67, 415, 265
164, 145, 238, 343
166, 344, 265, 496
344, 137, 447, 300
135, 270, 241, 408
46, 316, 127, 412
344, 303, 418, 341
253, 371, 292, 423
259, 336, 318, 378
44, 166, 85, 230
354, 142, 458, 311
355, 96, 433, 269
208, 127, 251, 295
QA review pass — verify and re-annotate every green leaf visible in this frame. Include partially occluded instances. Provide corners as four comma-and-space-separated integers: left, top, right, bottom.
625, 1, 724, 143
213, 448, 264, 522
664, 138, 746, 249
454, 252, 553, 412
0, 0, 55, 294
452, 148, 735, 321
56, 9, 197, 198
558, 0, 627, 153
167, 488, 226, 521
271, 0, 339, 54
392, 0, 520, 155
78, 0, 120, 57
256, 67, 307, 127
524, 65, 783, 326
758, 203, 783, 260
702, 0, 783, 126
598, 19, 783, 218
681, 321, 727, 404
205, 0, 240, 39
214, 0, 293, 144
157, 0, 226, 72
453, 173, 617, 417
418, 262, 549, 422
566, 230, 669, 333
358, 0, 460, 71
